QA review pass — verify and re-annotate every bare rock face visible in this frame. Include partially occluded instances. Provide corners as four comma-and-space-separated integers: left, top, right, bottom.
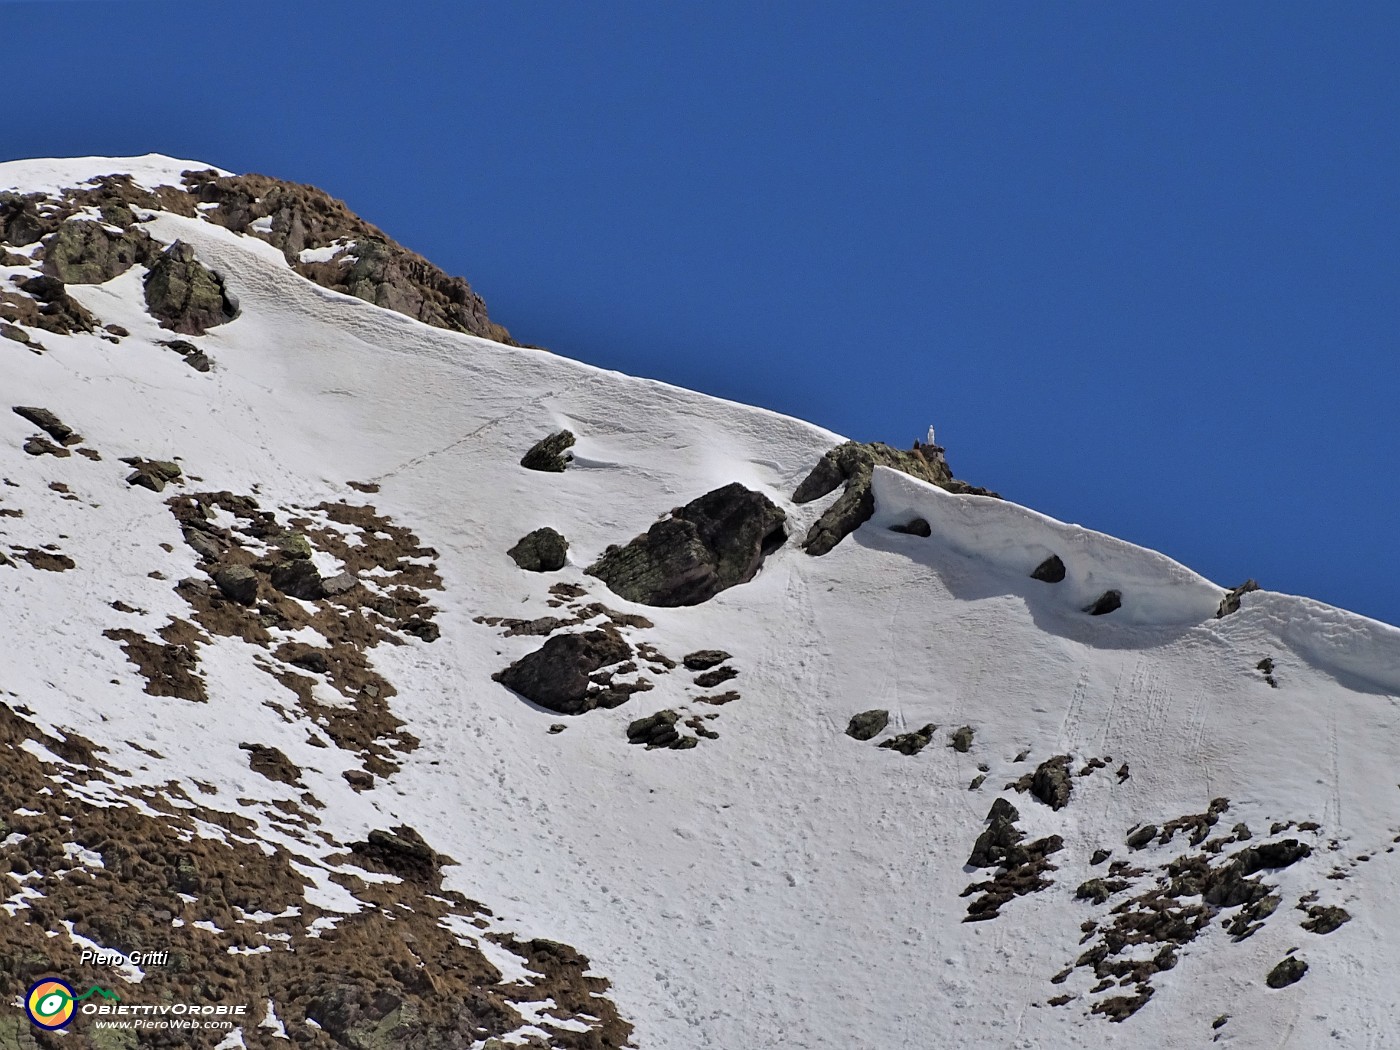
43, 218, 156, 284
493, 629, 634, 715
181, 169, 514, 344
1217, 579, 1260, 618
587, 483, 786, 607
2, 275, 98, 335
793, 441, 998, 556
143, 240, 238, 334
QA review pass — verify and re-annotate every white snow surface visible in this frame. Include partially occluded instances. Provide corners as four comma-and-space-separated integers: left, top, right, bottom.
0, 155, 1398, 1048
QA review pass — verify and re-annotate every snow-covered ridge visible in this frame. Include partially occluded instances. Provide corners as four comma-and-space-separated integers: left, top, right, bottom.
0, 153, 231, 195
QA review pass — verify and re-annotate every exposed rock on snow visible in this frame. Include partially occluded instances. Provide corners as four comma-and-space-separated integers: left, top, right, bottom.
1031, 553, 1067, 582
792, 439, 995, 556
587, 482, 786, 606
520, 429, 576, 472
493, 628, 635, 715
1217, 578, 1261, 618
878, 723, 938, 756
508, 526, 569, 572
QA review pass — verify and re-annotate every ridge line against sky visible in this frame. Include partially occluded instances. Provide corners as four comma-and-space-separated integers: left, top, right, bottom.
4, 1, 1397, 626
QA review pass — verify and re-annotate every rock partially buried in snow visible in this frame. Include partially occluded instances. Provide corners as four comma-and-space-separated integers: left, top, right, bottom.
846, 709, 889, 741
888, 517, 932, 537
1085, 590, 1123, 616
508, 527, 569, 572
1031, 554, 1067, 583
12, 406, 81, 446
879, 723, 937, 756
587, 483, 786, 607
212, 564, 259, 605
520, 430, 576, 472
682, 649, 731, 671
493, 628, 634, 715
1266, 956, 1307, 989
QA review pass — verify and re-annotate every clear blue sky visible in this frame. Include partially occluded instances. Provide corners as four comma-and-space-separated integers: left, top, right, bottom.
7, 2, 1399, 626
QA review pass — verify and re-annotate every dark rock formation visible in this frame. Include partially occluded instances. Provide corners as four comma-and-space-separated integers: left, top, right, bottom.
122, 457, 183, 492
493, 629, 634, 715
967, 798, 1023, 868
12, 406, 80, 446
1266, 956, 1307, 989
1023, 755, 1074, 810
269, 559, 326, 601
143, 240, 238, 334
161, 338, 214, 372
507, 527, 569, 572
1031, 555, 1066, 583
845, 709, 889, 741
693, 666, 738, 688
1126, 825, 1158, 850
879, 723, 937, 756
587, 483, 786, 607
1301, 905, 1350, 934
0, 191, 58, 246
950, 726, 974, 752
682, 650, 731, 671
889, 517, 932, 537
1085, 590, 1123, 616
520, 430, 576, 472
1217, 579, 1260, 618
792, 441, 997, 556
626, 710, 697, 750
43, 218, 155, 284
3, 275, 98, 334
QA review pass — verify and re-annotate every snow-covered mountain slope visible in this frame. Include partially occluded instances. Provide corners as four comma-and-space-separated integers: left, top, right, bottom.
3, 155, 1400, 1050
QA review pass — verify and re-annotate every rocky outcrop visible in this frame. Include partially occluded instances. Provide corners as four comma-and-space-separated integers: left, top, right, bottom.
888, 517, 932, 537
43, 218, 155, 284
626, 710, 697, 750
493, 629, 634, 714
1031, 555, 1066, 583
587, 483, 786, 607
1217, 579, 1260, 618
520, 430, 576, 472
180, 169, 514, 344
792, 441, 997, 556
507, 527, 569, 572
12, 406, 80, 446
1, 275, 97, 335
1266, 956, 1308, 989
0, 191, 58, 246
682, 649, 731, 671
143, 240, 238, 334
122, 457, 183, 492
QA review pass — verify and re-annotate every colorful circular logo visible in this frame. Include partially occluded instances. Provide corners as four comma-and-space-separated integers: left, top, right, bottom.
26, 978, 76, 1029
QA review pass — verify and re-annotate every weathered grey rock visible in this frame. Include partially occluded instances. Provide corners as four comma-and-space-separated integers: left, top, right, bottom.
183, 527, 224, 562
23, 435, 70, 458
587, 483, 786, 606
507, 527, 569, 572
1217, 579, 1260, 618
1085, 590, 1122, 616
273, 531, 314, 559
122, 458, 183, 492
1266, 956, 1307, 989
43, 218, 155, 284
520, 430, 576, 472
1031, 555, 1066, 583
13, 274, 97, 333
1090, 848, 1112, 866
888, 517, 932, 537
950, 725, 974, 753
0, 191, 58, 245
845, 709, 889, 741
879, 723, 937, 756
400, 618, 440, 642
493, 629, 633, 715
212, 565, 259, 605
1126, 824, 1158, 849
143, 240, 238, 334
12, 406, 80, 445
322, 571, 358, 596
793, 441, 997, 556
